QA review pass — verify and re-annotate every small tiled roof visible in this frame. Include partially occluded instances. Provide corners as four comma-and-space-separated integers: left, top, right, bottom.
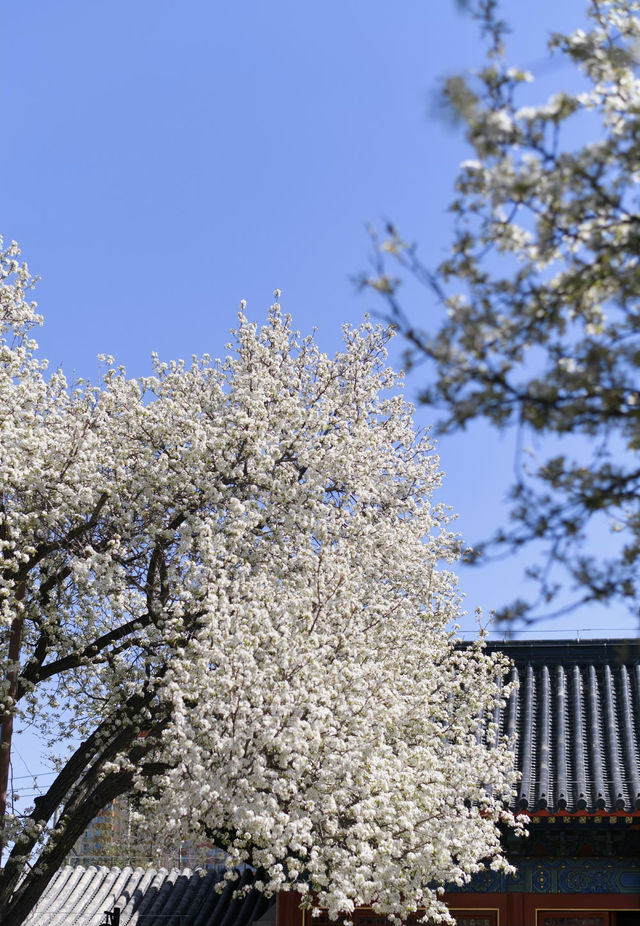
24, 864, 274, 926
485, 638, 640, 815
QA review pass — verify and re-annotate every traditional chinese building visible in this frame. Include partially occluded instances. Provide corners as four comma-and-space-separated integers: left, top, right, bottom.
278, 638, 640, 926
25, 638, 640, 926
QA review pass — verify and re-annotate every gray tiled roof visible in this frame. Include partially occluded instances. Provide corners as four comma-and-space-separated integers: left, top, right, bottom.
24, 864, 275, 926
486, 639, 640, 814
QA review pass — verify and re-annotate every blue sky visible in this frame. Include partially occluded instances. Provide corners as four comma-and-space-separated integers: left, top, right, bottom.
4, 0, 634, 641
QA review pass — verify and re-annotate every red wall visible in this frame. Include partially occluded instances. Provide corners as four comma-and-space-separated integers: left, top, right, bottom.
443, 890, 640, 925
276, 891, 640, 926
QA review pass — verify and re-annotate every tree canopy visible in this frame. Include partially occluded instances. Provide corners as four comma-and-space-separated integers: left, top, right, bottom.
369, 0, 640, 622
0, 240, 517, 926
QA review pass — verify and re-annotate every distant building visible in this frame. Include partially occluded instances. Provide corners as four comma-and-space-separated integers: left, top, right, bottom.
70, 797, 229, 870
70, 798, 139, 867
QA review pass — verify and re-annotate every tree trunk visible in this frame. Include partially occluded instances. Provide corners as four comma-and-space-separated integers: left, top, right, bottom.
0, 583, 25, 856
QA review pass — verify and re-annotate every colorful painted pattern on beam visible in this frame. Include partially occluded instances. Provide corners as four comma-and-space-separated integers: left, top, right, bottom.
445, 858, 640, 894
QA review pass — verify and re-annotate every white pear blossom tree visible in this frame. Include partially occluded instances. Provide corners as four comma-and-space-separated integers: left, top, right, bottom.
0, 239, 517, 926
368, 0, 640, 621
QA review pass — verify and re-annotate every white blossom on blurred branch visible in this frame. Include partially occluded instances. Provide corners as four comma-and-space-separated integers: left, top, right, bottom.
367, 0, 640, 622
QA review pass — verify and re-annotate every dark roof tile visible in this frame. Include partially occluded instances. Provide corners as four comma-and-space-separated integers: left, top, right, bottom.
25, 865, 274, 926
486, 639, 640, 814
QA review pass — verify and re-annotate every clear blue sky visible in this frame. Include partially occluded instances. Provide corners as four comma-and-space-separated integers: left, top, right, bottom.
4, 0, 633, 640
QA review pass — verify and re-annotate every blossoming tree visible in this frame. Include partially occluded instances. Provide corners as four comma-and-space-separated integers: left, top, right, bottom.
0, 240, 516, 926
369, 0, 640, 621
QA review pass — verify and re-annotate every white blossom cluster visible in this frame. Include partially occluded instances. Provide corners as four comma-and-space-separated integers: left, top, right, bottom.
0, 241, 517, 924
